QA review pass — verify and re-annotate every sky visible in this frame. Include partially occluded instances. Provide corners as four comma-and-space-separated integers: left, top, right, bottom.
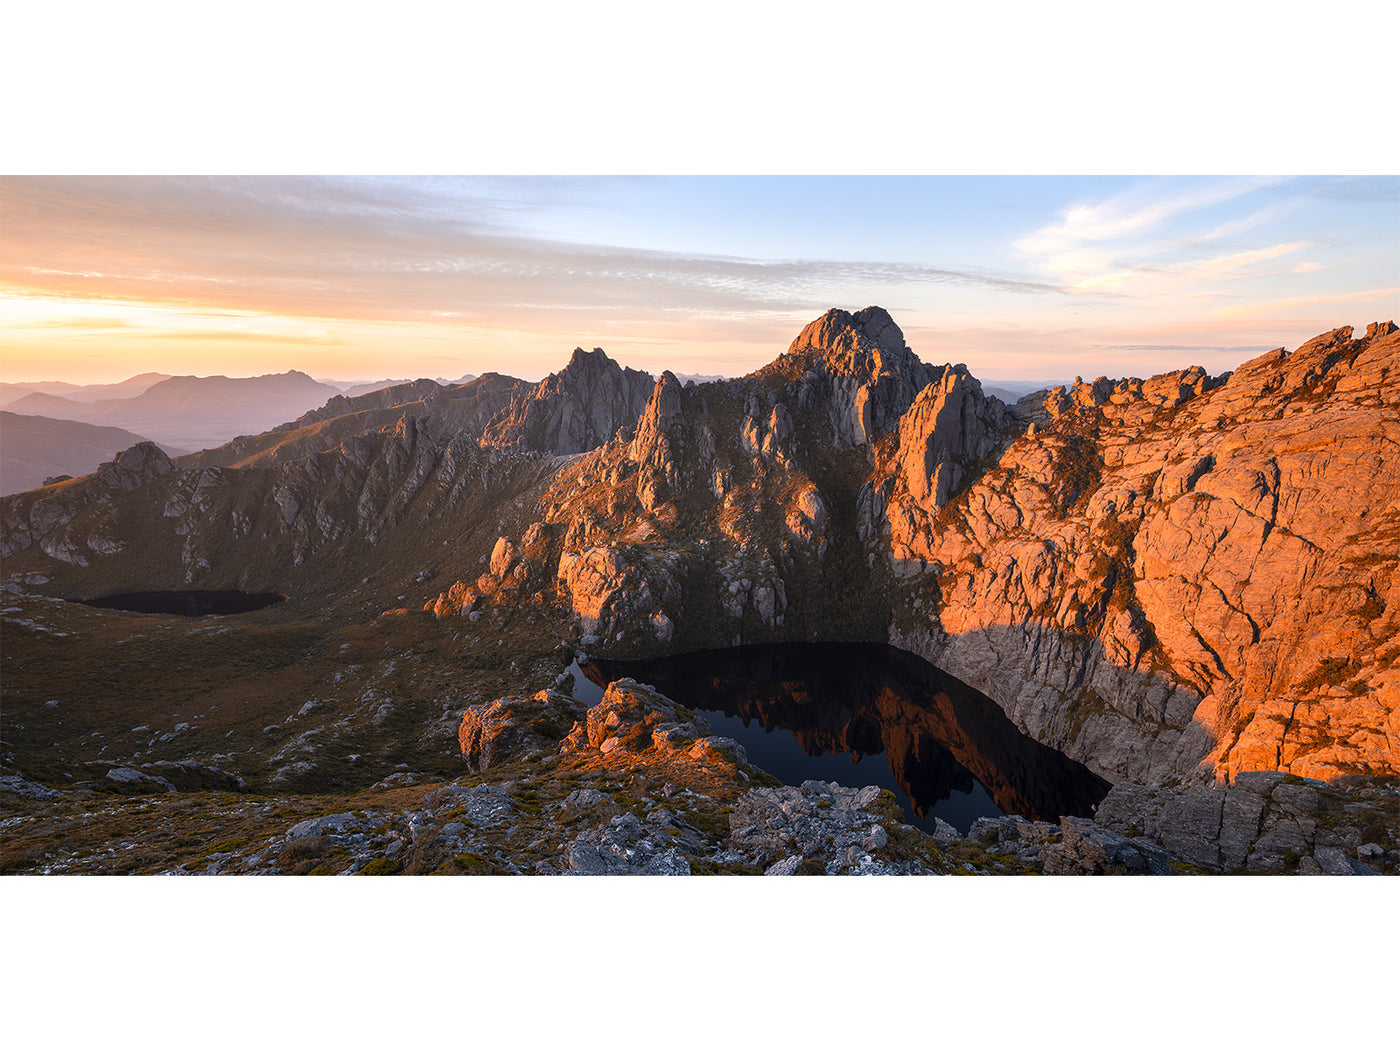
2, 173, 1396, 387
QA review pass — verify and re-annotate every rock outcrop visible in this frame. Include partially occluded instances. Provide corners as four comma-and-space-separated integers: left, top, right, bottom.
1090, 772, 1397, 874
96, 441, 173, 490
481, 347, 655, 455
720, 780, 935, 875
457, 689, 585, 772
756, 306, 944, 446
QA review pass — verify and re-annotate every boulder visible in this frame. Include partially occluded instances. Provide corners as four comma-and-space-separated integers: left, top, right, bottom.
561, 813, 691, 875
457, 689, 585, 772
1042, 818, 1174, 875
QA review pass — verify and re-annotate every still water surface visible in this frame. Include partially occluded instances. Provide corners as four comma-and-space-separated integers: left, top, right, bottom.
573, 642, 1110, 835
78, 591, 288, 616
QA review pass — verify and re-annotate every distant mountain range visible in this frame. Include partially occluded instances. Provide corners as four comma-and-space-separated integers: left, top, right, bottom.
981, 380, 1066, 402
0, 411, 189, 495
0, 372, 173, 406
0, 370, 344, 450
332, 374, 476, 399
0, 370, 485, 491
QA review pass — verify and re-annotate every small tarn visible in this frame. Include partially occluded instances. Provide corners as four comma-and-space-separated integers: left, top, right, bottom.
78, 591, 288, 616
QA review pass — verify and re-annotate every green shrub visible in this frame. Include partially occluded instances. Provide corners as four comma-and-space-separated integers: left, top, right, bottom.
358, 857, 403, 875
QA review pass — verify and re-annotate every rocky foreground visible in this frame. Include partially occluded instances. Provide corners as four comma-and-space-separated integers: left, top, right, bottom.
3, 675, 1395, 875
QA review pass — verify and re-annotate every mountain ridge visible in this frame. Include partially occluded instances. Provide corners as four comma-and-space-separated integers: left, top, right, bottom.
0, 372, 174, 407
0, 411, 190, 495
1, 370, 345, 450
2, 308, 1396, 793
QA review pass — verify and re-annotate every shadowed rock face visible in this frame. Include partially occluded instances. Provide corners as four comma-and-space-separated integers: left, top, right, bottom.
753, 306, 950, 447
585, 643, 1113, 825
482, 347, 655, 455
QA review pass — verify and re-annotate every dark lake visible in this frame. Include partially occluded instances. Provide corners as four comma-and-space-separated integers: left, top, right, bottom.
573, 642, 1110, 835
78, 591, 288, 616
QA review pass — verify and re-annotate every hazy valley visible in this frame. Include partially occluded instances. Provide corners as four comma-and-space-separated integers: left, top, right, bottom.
2, 307, 1397, 876
0, 371, 478, 495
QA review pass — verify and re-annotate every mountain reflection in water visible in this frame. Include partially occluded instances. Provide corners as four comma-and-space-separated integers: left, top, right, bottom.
583, 643, 1111, 833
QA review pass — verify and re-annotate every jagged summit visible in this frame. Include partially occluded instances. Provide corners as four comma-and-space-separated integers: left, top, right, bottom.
565, 346, 614, 369
748, 306, 944, 446
758, 306, 923, 383
789, 305, 908, 356
480, 344, 655, 455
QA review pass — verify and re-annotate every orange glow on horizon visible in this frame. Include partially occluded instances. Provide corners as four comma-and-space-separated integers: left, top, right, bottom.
0, 293, 798, 386
5, 288, 1397, 389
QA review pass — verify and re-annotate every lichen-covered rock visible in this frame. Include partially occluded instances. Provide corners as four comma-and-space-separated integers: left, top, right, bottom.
0, 774, 61, 801
1089, 774, 1398, 874
725, 779, 933, 875
561, 678, 707, 753
1041, 818, 1174, 875
458, 689, 585, 772
561, 813, 691, 875
104, 766, 176, 793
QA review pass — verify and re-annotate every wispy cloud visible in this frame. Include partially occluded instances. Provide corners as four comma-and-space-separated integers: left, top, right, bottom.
0, 176, 1061, 328
18, 316, 135, 330
1212, 286, 1400, 320
1014, 177, 1281, 258
1092, 343, 1277, 355
143, 328, 345, 344
1012, 176, 1300, 296
1194, 201, 1297, 244
1280, 176, 1400, 204
1170, 241, 1311, 282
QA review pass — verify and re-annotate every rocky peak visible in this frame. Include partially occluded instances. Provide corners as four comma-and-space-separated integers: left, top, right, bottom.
279, 378, 446, 432
623, 371, 690, 518
566, 346, 611, 371
546, 346, 649, 396
894, 366, 1006, 509
779, 306, 914, 378
97, 442, 174, 491
481, 346, 655, 455
757, 306, 943, 447
630, 372, 683, 466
